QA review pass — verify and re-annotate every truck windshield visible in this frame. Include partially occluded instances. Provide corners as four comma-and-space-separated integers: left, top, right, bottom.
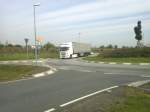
60, 47, 69, 51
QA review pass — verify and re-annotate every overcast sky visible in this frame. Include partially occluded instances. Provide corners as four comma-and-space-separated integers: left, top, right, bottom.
1, 0, 150, 47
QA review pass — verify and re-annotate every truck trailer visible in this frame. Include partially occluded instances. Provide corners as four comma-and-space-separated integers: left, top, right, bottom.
59, 42, 91, 59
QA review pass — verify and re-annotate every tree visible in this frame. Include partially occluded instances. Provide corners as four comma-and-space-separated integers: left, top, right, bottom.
15, 44, 22, 48
134, 21, 143, 47
114, 45, 118, 49
99, 45, 104, 49
107, 44, 113, 48
7, 44, 13, 47
0, 42, 4, 48
43, 42, 56, 51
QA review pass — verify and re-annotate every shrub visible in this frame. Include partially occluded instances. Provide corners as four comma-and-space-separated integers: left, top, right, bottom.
100, 48, 150, 58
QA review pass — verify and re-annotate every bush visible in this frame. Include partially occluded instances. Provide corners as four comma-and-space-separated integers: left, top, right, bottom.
100, 48, 150, 58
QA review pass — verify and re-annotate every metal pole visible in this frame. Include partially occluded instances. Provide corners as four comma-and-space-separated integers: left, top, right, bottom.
33, 5, 39, 64
27, 44, 28, 58
24, 38, 29, 59
78, 32, 80, 43
78, 32, 81, 57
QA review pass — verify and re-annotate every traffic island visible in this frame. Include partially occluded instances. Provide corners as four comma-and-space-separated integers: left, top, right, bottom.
57, 83, 150, 112
0, 64, 50, 82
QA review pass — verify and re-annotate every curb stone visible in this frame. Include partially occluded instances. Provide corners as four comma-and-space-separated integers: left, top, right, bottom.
81, 59, 150, 66
128, 80, 150, 87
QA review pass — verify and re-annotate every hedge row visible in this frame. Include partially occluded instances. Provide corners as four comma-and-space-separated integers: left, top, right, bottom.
100, 48, 150, 58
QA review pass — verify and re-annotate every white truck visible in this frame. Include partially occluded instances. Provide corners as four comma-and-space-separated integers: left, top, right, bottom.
59, 42, 91, 59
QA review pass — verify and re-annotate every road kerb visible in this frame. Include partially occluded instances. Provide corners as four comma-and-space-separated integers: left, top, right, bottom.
109, 62, 117, 65
122, 63, 131, 65
128, 80, 150, 87
81, 59, 150, 66
139, 63, 150, 66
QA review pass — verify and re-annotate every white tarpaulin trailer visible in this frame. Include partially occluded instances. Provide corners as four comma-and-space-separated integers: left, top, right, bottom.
59, 42, 91, 59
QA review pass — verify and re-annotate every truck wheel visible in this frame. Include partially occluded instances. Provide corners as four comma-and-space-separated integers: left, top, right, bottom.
70, 55, 72, 59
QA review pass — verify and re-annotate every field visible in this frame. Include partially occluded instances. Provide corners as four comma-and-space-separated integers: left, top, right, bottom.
84, 48, 150, 63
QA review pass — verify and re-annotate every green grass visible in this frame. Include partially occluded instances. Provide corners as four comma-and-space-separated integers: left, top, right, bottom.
108, 86, 150, 112
40, 52, 59, 59
0, 52, 59, 61
0, 53, 34, 61
83, 56, 150, 63
0, 64, 49, 81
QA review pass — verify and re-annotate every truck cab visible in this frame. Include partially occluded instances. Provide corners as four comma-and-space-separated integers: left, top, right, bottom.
59, 42, 73, 59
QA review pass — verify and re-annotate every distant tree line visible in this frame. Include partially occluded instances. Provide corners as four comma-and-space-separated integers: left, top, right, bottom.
99, 44, 117, 49
0, 42, 58, 54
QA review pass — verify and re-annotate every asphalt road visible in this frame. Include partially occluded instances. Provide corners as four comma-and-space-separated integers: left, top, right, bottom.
0, 59, 150, 112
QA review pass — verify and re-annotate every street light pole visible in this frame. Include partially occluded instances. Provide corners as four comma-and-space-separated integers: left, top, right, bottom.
78, 32, 81, 43
33, 3, 40, 64
78, 32, 81, 57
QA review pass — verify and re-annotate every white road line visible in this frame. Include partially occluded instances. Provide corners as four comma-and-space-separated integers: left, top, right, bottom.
60, 86, 118, 107
59, 67, 70, 70
109, 62, 116, 64
44, 108, 56, 112
123, 63, 131, 65
104, 73, 118, 75
78, 70, 93, 73
141, 75, 150, 78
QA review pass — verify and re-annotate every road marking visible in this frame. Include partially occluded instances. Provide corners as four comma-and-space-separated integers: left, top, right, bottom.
78, 70, 93, 73
123, 63, 131, 65
141, 75, 150, 78
44, 108, 56, 112
59, 68, 93, 73
60, 86, 118, 107
59, 67, 70, 70
140, 63, 150, 66
104, 73, 119, 75
109, 62, 116, 64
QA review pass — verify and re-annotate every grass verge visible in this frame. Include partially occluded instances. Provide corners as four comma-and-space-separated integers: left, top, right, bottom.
0, 64, 49, 82
58, 84, 150, 112
0, 52, 59, 61
108, 86, 150, 112
83, 56, 150, 63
